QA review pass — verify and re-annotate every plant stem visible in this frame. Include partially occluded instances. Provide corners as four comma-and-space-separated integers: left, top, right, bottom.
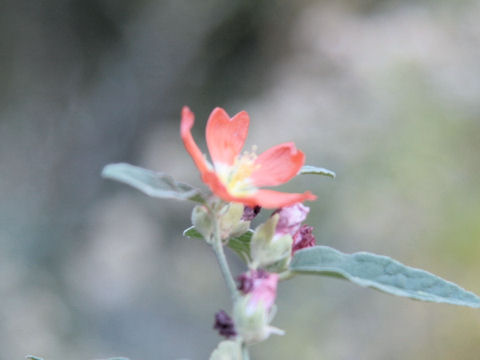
210, 206, 249, 359
211, 214, 239, 301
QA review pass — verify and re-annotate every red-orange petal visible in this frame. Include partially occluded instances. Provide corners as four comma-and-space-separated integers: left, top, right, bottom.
180, 106, 210, 176
248, 189, 317, 208
250, 143, 305, 187
206, 107, 249, 167
201, 171, 316, 208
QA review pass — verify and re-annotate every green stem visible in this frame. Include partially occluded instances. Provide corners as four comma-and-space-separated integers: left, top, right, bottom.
209, 205, 249, 359
211, 213, 239, 300
212, 239, 238, 300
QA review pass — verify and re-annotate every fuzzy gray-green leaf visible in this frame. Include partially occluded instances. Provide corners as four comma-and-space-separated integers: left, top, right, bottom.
298, 165, 336, 178
290, 246, 480, 308
102, 163, 204, 202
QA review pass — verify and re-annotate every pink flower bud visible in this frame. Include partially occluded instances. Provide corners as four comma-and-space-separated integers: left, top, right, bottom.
234, 270, 283, 344
237, 270, 278, 313
274, 204, 310, 236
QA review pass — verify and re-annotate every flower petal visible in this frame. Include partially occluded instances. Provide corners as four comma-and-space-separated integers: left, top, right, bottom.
250, 143, 305, 187
206, 107, 250, 167
201, 177, 315, 209
249, 189, 316, 208
201, 170, 316, 208
180, 106, 210, 176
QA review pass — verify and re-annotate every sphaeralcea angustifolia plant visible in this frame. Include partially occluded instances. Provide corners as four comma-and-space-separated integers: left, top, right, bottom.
31, 106, 480, 360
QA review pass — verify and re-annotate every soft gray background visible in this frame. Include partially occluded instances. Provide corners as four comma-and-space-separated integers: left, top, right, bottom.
1, 0, 479, 359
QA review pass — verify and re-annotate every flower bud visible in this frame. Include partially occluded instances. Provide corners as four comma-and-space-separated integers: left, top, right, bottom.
219, 203, 250, 240
191, 205, 213, 241
237, 270, 277, 311
249, 214, 293, 269
209, 340, 242, 360
233, 272, 284, 344
273, 204, 316, 260
275, 203, 310, 236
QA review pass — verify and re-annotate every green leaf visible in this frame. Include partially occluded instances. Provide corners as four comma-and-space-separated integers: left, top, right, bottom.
290, 246, 480, 308
183, 226, 253, 262
102, 163, 204, 202
298, 165, 336, 178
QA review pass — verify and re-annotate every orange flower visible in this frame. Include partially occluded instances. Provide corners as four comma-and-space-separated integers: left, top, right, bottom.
180, 106, 316, 208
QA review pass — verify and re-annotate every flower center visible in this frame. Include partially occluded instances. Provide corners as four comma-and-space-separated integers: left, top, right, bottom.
217, 147, 259, 196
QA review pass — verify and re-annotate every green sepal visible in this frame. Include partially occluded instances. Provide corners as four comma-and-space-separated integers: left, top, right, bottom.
298, 165, 336, 178
209, 340, 242, 360
183, 226, 203, 239
228, 230, 254, 262
290, 246, 480, 308
102, 163, 205, 202
233, 296, 269, 344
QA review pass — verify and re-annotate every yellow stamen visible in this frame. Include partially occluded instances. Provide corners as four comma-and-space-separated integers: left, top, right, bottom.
218, 147, 259, 196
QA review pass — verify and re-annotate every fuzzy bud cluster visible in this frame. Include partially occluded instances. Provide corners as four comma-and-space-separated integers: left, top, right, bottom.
191, 202, 253, 243
249, 203, 316, 271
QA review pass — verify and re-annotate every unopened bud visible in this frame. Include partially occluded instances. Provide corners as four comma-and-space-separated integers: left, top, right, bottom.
274, 203, 310, 236
233, 272, 284, 344
219, 203, 250, 240
237, 269, 267, 294
237, 270, 277, 311
250, 214, 293, 270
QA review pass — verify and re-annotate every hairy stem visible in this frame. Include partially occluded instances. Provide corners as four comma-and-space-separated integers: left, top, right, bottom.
210, 205, 249, 359
211, 213, 239, 300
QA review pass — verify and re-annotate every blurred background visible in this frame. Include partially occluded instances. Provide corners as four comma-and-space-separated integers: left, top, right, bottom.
1, 0, 479, 359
